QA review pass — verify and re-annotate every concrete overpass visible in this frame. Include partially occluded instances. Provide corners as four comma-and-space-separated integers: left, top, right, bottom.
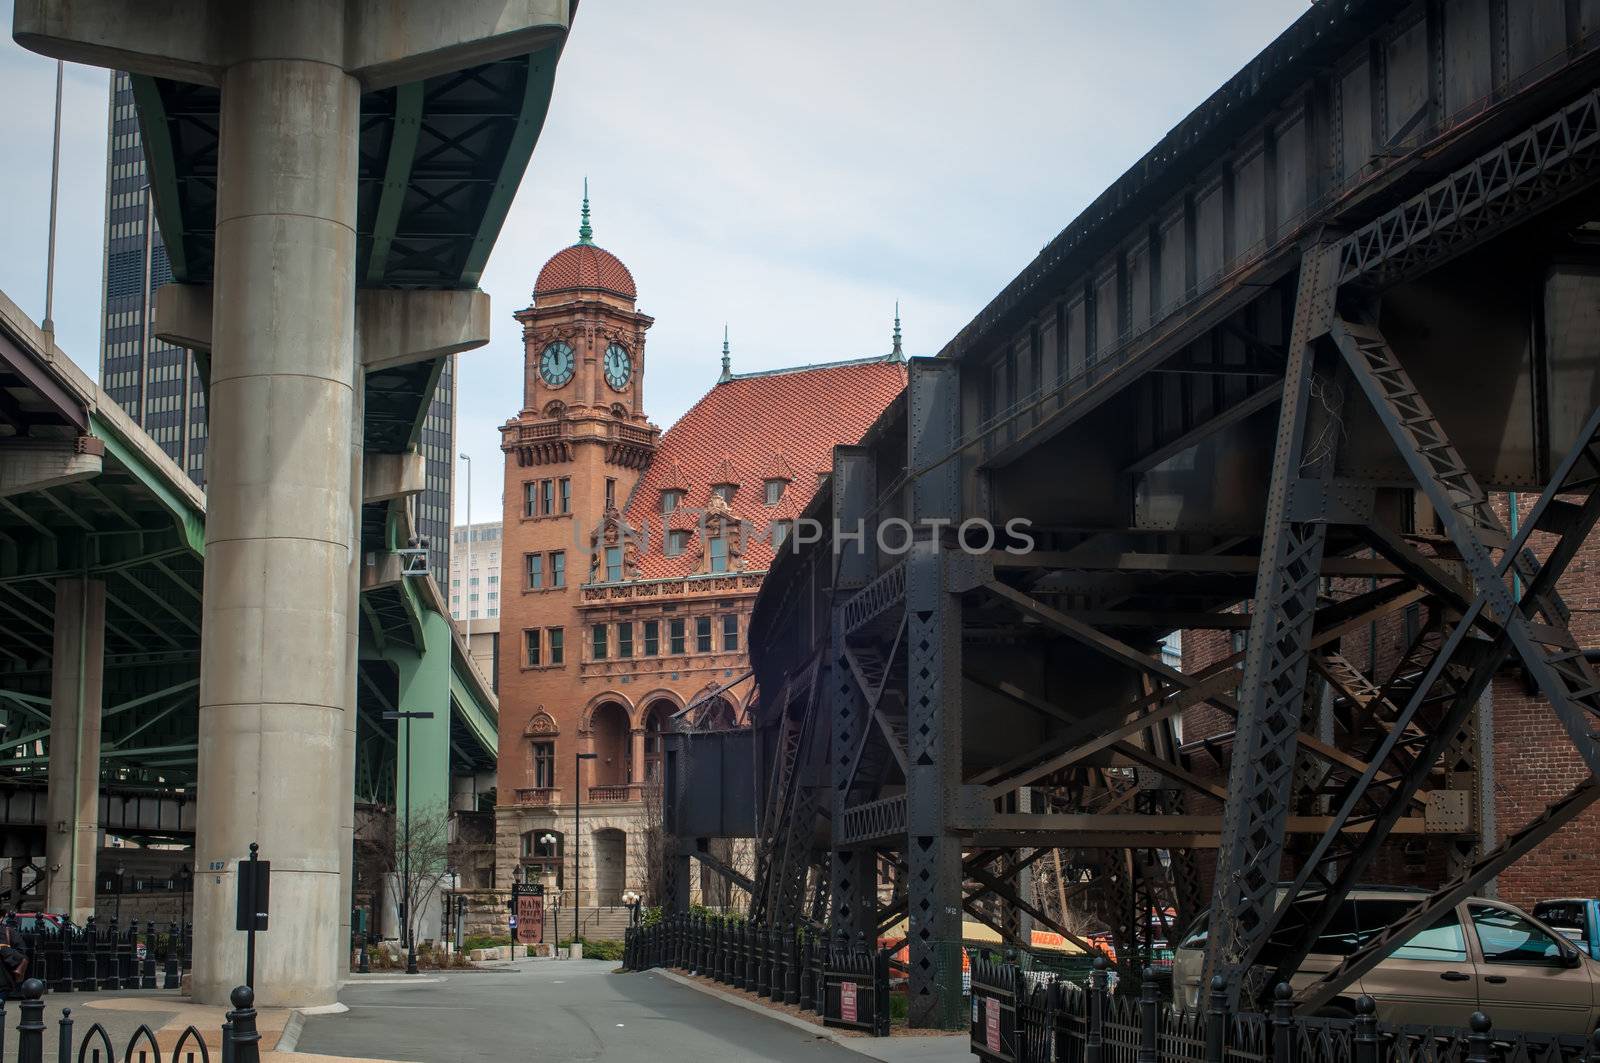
11, 0, 569, 1006
0, 280, 497, 914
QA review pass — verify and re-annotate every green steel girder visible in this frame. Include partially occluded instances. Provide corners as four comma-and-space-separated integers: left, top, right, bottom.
133, 49, 565, 292
450, 663, 497, 766
91, 414, 205, 555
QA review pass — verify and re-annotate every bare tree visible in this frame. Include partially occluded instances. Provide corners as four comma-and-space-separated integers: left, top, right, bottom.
366, 802, 453, 944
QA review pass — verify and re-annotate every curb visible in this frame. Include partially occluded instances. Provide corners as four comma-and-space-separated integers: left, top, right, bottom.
651, 968, 884, 1062
275, 1010, 306, 1054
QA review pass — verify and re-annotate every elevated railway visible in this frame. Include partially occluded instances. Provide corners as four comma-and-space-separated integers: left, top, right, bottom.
668, 0, 1600, 1028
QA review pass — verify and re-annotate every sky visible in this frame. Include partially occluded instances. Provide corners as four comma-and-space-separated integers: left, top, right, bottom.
0, 0, 1310, 525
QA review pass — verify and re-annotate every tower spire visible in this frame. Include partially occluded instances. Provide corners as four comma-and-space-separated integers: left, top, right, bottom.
578, 177, 593, 244
719, 324, 732, 383
889, 300, 905, 362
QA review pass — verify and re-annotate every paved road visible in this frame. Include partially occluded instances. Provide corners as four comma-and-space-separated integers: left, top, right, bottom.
298, 959, 869, 1062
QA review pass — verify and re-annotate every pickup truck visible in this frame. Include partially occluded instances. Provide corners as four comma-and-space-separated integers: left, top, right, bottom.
1532, 899, 1600, 960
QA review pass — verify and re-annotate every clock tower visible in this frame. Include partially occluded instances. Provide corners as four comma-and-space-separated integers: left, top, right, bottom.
497, 189, 660, 832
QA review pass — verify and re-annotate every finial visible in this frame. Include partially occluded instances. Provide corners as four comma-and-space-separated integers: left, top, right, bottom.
889, 300, 904, 362
578, 177, 593, 245
719, 325, 732, 383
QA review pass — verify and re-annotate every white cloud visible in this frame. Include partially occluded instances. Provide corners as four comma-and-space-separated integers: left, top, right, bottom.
0, 0, 1310, 523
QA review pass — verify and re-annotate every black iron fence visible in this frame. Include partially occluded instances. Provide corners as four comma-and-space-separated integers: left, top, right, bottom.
622, 914, 892, 1037
0, 977, 262, 1062
970, 956, 1600, 1063
8, 918, 192, 994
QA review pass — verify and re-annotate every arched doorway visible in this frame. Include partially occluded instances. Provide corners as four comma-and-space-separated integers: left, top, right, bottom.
641, 699, 677, 783
696, 695, 737, 730
593, 828, 625, 906
590, 701, 631, 787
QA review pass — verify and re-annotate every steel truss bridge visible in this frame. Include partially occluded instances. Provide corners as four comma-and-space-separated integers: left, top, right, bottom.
664, 0, 1600, 1030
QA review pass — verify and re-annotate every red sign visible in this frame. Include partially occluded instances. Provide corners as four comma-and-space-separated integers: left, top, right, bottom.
840, 980, 858, 1023
516, 894, 544, 944
986, 997, 1001, 1053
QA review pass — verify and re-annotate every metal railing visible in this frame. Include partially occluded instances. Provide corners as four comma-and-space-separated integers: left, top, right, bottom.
0, 977, 261, 1062
970, 954, 1600, 1063
12, 917, 190, 994
622, 914, 891, 1038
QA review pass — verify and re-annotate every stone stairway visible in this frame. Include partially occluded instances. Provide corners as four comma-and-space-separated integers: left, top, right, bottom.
543, 906, 635, 944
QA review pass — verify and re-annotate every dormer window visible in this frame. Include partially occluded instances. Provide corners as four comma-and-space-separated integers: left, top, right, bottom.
712, 483, 736, 503
662, 489, 684, 515
666, 529, 692, 557
763, 479, 786, 506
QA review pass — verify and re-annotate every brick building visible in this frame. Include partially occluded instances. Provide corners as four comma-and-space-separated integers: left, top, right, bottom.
1181, 493, 1600, 910
494, 200, 906, 907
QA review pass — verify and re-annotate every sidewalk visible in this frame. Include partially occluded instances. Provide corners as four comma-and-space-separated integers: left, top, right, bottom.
59, 989, 402, 1063
652, 969, 971, 1063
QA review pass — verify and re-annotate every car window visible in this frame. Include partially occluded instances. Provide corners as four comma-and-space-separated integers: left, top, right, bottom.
1259, 898, 1401, 963
1178, 913, 1208, 950
1390, 908, 1467, 962
1470, 904, 1567, 966
1532, 902, 1590, 946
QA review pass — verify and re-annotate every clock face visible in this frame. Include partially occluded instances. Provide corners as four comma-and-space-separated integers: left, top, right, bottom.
539, 341, 575, 388
604, 343, 633, 391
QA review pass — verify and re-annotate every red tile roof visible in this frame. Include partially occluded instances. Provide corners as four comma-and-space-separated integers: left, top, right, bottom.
624, 357, 907, 578
534, 242, 637, 300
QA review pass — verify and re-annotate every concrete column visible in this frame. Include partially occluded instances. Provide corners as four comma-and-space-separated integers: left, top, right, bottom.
338, 366, 366, 975
629, 729, 645, 785
191, 7, 359, 1008
45, 578, 105, 923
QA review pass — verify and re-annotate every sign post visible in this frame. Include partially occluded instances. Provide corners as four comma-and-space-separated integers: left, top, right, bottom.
511, 883, 544, 947
234, 842, 270, 989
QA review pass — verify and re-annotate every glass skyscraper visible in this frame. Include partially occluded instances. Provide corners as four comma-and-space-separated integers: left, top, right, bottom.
99, 71, 456, 586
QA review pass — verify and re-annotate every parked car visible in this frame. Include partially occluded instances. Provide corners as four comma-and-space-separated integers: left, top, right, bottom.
1174, 888, 1599, 1034
9, 913, 68, 935
1531, 899, 1600, 961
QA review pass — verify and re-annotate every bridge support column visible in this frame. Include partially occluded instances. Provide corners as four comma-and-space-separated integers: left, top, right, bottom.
392, 609, 453, 940
190, 7, 359, 1010
1202, 244, 1341, 1004
904, 356, 965, 1029
45, 578, 104, 923
829, 444, 881, 938
904, 541, 964, 1028
338, 369, 366, 977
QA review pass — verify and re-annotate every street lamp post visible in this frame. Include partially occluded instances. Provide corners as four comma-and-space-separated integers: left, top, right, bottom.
574, 751, 596, 956
178, 864, 191, 951
384, 709, 437, 975
622, 890, 641, 927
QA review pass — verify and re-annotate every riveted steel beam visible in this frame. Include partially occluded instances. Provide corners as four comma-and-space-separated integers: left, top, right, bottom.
1202, 243, 1342, 1004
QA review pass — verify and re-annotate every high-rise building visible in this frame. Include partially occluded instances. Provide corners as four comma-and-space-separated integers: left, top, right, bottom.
99, 71, 456, 585
100, 72, 207, 484
450, 521, 503, 623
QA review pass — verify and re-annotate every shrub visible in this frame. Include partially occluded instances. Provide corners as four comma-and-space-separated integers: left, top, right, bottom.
554, 937, 624, 961
462, 935, 512, 953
